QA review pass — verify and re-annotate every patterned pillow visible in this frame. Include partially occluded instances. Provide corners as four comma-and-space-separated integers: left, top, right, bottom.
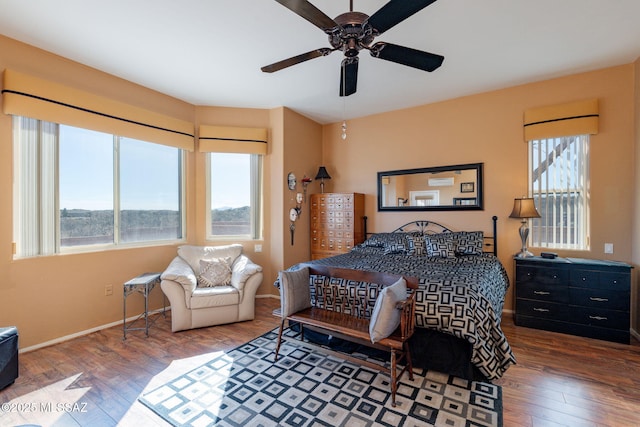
363, 232, 411, 254
362, 233, 395, 247
452, 231, 484, 255
382, 234, 411, 255
197, 257, 232, 287
405, 233, 427, 256
424, 233, 456, 258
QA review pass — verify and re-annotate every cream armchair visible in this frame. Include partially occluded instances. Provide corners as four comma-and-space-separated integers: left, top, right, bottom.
161, 244, 263, 332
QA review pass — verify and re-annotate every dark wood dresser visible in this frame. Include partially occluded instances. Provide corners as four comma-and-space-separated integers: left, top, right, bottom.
310, 193, 364, 260
514, 256, 632, 344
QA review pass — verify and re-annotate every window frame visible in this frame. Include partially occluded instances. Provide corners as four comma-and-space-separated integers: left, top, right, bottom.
528, 134, 590, 251
205, 152, 263, 241
12, 116, 186, 258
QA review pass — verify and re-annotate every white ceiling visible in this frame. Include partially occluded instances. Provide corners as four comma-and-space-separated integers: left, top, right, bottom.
1, 0, 640, 124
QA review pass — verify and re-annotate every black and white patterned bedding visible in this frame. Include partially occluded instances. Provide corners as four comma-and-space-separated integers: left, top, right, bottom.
277, 243, 516, 380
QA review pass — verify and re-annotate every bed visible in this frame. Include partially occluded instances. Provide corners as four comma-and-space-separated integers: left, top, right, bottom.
275, 216, 516, 381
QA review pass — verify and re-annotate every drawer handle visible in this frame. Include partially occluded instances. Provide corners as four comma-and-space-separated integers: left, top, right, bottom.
534, 291, 550, 295
589, 297, 609, 302
589, 315, 607, 321
533, 308, 550, 313
582, 277, 586, 281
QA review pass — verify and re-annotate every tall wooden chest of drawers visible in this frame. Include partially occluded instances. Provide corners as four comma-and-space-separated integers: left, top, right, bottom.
310, 193, 364, 260
514, 256, 632, 344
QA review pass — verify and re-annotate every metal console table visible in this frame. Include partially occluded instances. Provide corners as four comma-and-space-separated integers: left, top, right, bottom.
123, 272, 165, 339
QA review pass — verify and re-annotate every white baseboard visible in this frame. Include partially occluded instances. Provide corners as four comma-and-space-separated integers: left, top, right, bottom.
20, 294, 281, 354
256, 294, 279, 300
19, 307, 169, 354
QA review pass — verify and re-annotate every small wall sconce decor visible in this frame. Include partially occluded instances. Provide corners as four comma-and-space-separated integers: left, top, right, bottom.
314, 166, 332, 193
509, 197, 541, 258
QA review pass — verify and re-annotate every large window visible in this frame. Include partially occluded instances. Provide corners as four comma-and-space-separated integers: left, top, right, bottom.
13, 116, 184, 257
207, 152, 262, 240
529, 135, 589, 250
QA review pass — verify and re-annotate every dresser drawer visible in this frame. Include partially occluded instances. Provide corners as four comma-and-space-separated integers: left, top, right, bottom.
569, 306, 629, 330
516, 265, 568, 286
517, 281, 568, 303
569, 288, 629, 311
569, 269, 629, 291
516, 299, 569, 321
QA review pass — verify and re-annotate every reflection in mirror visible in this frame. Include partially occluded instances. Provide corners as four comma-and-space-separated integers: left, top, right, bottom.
378, 163, 483, 211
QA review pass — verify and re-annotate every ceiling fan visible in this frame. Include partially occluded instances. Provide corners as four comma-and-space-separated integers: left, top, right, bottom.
261, 0, 444, 96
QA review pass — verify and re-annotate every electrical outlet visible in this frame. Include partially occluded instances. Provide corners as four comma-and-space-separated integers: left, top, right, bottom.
604, 243, 614, 254
105, 284, 113, 296
254, 244, 262, 253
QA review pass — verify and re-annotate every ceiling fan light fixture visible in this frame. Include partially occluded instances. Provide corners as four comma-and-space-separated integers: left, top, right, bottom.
263, 0, 444, 96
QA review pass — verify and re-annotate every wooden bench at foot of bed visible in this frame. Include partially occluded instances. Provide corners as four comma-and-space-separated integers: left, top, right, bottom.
275, 265, 419, 406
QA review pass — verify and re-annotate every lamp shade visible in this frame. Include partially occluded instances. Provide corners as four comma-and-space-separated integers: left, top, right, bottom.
314, 166, 331, 180
509, 198, 541, 219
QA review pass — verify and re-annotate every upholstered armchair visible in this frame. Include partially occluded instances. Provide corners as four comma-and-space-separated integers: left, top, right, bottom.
161, 244, 263, 332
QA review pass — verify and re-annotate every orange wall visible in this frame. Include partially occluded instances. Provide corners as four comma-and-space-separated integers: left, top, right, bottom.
281, 108, 323, 268
322, 64, 637, 320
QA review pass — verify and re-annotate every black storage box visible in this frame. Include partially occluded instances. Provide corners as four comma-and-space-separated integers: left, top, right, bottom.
0, 326, 19, 390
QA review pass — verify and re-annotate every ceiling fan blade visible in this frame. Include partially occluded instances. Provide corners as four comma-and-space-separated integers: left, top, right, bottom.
275, 0, 339, 33
367, 0, 438, 35
340, 57, 359, 97
370, 42, 444, 72
261, 48, 334, 73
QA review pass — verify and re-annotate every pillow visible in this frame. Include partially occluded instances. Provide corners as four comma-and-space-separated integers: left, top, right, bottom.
279, 268, 312, 318
362, 232, 411, 254
424, 233, 456, 258
362, 233, 386, 247
197, 257, 232, 287
452, 231, 484, 255
382, 235, 410, 255
363, 233, 403, 248
369, 278, 407, 343
405, 233, 427, 256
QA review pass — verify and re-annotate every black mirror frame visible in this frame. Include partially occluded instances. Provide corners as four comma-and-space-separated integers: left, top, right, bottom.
377, 163, 484, 212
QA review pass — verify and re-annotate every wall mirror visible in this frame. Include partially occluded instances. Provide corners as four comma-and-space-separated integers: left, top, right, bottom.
378, 163, 484, 211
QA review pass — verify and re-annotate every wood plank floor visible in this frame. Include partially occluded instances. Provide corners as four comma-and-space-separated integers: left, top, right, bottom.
1, 298, 639, 426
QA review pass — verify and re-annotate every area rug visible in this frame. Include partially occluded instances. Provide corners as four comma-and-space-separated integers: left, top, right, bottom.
138, 328, 502, 426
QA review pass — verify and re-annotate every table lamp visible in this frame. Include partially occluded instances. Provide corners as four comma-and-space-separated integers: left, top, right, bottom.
314, 166, 331, 193
509, 197, 541, 258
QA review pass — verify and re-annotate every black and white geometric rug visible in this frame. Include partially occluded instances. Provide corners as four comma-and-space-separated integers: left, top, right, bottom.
138, 328, 502, 426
